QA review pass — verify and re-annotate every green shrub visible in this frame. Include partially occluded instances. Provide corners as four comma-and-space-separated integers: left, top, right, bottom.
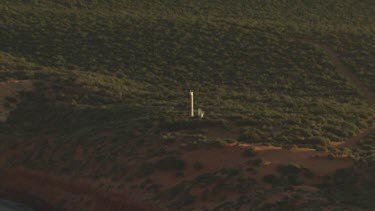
252, 158, 265, 166
54, 199, 66, 210
171, 193, 195, 208
156, 156, 186, 171
246, 167, 258, 174
220, 167, 242, 177
243, 146, 256, 157
162, 183, 186, 200
315, 145, 328, 152
193, 161, 204, 170
136, 163, 155, 177
286, 174, 304, 185
263, 174, 278, 184
5, 96, 17, 103
276, 164, 301, 175
282, 145, 294, 150
306, 136, 331, 147
175, 171, 184, 177
194, 173, 218, 187
161, 119, 226, 132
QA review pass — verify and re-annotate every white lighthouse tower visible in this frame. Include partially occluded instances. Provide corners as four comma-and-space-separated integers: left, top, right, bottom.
190, 90, 194, 117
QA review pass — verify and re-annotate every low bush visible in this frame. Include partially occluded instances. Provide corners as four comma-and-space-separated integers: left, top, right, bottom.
306, 136, 331, 147
252, 158, 265, 166
161, 183, 186, 200
285, 174, 304, 185
156, 156, 186, 171
263, 174, 278, 184
171, 193, 195, 208
246, 167, 258, 174
243, 146, 256, 157
194, 172, 218, 186
220, 167, 242, 177
193, 161, 204, 170
282, 145, 294, 150
161, 119, 226, 132
5, 96, 17, 103
136, 163, 155, 177
277, 164, 302, 175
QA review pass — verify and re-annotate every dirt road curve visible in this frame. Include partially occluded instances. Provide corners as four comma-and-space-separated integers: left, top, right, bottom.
339, 125, 375, 148
301, 39, 375, 106
300, 38, 375, 147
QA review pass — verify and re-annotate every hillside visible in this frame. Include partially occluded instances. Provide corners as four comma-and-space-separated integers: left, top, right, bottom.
0, 1, 374, 210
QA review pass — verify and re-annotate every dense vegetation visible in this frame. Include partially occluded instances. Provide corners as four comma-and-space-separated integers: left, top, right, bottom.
321, 132, 375, 209
1, 1, 374, 145
0, 0, 374, 210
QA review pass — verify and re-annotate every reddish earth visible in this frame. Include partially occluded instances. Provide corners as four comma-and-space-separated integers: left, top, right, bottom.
141, 143, 353, 191
142, 143, 352, 210
338, 125, 375, 147
0, 168, 161, 211
255, 146, 352, 177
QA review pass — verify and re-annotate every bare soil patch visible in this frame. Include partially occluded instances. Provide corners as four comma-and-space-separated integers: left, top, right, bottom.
147, 144, 352, 190
255, 146, 352, 177
299, 39, 375, 146
0, 168, 160, 211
